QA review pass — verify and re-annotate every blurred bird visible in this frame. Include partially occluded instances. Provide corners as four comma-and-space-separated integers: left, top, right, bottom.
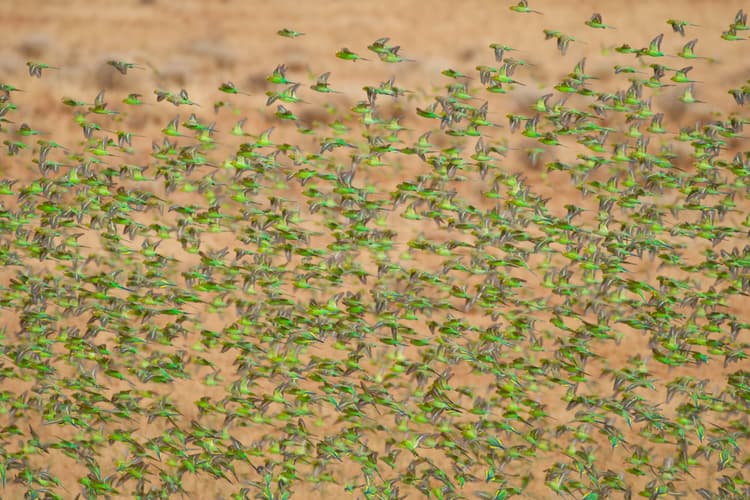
267, 64, 295, 85
107, 60, 143, 75
676, 39, 704, 59
90, 90, 118, 115
585, 13, 615, 29
266, 83, 305, 105
667, 19, 699, 36
732, 9, 749, 31
367, 37, 392, 56
310, 72, 341, 93
721, 27, 744, 41
678, 83, 703, 104
336, 48, 369, 62
277, 28, 304, 38
26, 61, 58, 78
489, 43, 517, 63
218, 81, 250, 96
638, 34, 664, 57
671, 66, 698, 84
123, 93, 145, 105
510, 0, 542, 14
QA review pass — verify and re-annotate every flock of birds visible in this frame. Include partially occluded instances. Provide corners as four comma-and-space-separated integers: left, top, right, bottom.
0, 2, 750, 499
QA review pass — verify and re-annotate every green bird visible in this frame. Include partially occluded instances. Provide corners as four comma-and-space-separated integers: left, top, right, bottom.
218, 81, 250, 96
266, 83, 304, 105
533, 93, 559, 113
266, 64, 295, 85
122, 93, 145, 105
732, 9, 749, 31
90, 89, 118, 115
183, 113, 215, 133
336, 48, 369, 62
728, 88, 746, 105
544, 30, 577, 55
254, 127, 275, 147
18, 123, 43, 137
367, 37, 392, 55
26, 61, 58, 78
154, 88, 173, 102
638, 34, 664, 57
522, 115, 542, 138
649, 62, 672, 79
212, 100, 228, 113
310, 72, 341, 93
90, 270, 134, 292
442, 68, 470, 79
275, 104, 298, 121
489, 43, 517, 62
320, 136, 354, 153
667, 19, 698, 36
676, 39, 703, 59
162, 115, 186, 137
510, 0, 542, 14
115, 130, 140, 148
613, 64, 640, 74
615, 44, 638, 54
585, 13, 614, 29
0, 83, 22, 93
107, 60, 143, 75
493, 63, 524, 85
569, 57, 597, 82
671, 66, 698, 83
410, 131, 434, 160
721, 28, 744, 41
231, 118, 248, 136
678, 83, 703, 104
61, 97, 87, 107
154, 88, 199, 106
277, 28, 304, 38
378, 46, 415, 63
556, 34, 577, 56
416, 102, 441, 120
87, 137, 118, 157
174, 88, 199, 106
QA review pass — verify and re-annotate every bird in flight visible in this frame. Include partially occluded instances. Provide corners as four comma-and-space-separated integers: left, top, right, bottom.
638, 34, 664, 57
107, 60, 143, 75
90, 90, 118, 115
666, 19, 699, 36
336, 48, 369, 62
510, 0, 542, 15
676, 39, 704, 60
267, 64, 295, 85
266, 83, 305, 105
585, 13, 615, 29
123, 93, 145, 105
218, 82, 250, 96
277, 28, 304, 38
310, 72, 342, 94
27, 61, 59, 78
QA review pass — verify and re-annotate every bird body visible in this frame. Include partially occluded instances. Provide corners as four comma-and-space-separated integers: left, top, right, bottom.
510, 0, 542, 14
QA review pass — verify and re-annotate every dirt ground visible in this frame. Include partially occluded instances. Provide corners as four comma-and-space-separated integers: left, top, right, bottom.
2, 0, 750, 498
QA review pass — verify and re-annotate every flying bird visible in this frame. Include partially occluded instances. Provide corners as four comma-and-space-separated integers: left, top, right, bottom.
277, 28, 304, 38
510, 0, 542, 14
107, 60, 143, 75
